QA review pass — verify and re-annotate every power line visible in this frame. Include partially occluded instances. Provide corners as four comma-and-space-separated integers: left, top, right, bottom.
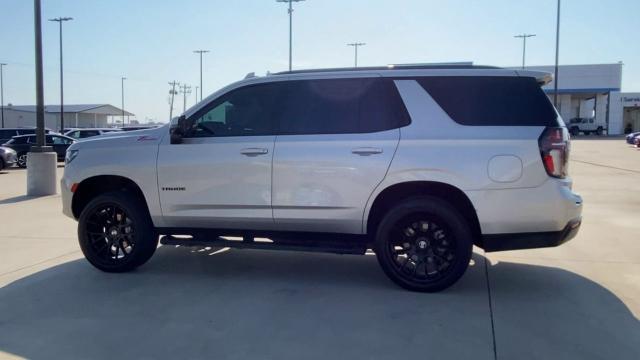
168, 81, 179, 120
347, 42, 366, 67
179, 84, 192, 113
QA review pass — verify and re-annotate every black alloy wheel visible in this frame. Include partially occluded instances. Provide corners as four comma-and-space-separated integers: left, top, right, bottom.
78, 192, 158, 272
375, 196, 473, 292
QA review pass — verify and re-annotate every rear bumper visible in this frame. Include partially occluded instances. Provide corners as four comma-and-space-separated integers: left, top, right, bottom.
481, 217, 581, 252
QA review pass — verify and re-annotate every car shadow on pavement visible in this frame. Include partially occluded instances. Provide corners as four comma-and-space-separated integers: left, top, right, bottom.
0, 247, 638, 360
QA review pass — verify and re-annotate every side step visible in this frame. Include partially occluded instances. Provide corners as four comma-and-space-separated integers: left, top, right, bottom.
159, 235, 368, 255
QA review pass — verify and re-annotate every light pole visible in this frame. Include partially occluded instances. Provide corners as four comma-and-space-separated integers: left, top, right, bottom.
514, 33, 536, 69
121, 77, 126, 127
49, 17, 73, 132
347, 42, 366, 67
193, 50, 209, 101
0, 63, 6, 128
195, 86, 199, 105
554, 0, 561, 107
276, 0, 305, 71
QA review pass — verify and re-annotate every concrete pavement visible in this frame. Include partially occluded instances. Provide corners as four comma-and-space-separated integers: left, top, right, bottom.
0, 138, 638, 359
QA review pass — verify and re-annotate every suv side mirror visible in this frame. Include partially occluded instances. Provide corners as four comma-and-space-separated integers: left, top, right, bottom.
170, 115, 191, 144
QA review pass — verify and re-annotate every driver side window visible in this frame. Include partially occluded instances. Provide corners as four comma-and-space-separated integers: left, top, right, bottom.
188, 83, 283, 138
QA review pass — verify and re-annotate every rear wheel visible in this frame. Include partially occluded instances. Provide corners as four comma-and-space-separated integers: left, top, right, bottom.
596, 127, 604, 136
78, 191, 158, 272
374, 196, 473, 292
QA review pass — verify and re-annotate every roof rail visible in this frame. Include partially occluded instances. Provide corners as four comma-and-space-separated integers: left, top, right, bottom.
273, 64, 502, 75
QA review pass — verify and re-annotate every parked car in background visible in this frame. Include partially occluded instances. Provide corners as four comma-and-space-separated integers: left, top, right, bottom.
64, 128, 122, 140
120, 126, 159, 131
0, 128, 55, 144
0, 146, 17, 170
625, 132, 640, 145
2, 134, 76, 168
568, 117, 604, 136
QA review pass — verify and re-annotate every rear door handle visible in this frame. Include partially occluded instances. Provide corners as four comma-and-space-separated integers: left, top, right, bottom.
351, 147, 383, 156
240, 148, 269, 156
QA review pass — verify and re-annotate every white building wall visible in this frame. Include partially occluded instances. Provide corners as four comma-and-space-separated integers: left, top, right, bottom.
2, 110, 58, 130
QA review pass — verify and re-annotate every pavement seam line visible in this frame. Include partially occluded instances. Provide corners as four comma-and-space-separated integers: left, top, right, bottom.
571, 159, 640, 174
483, 255, 498, 360
0, 250, 81, 277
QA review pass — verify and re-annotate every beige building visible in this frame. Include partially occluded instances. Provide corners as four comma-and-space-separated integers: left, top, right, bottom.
1, 104, 133, 130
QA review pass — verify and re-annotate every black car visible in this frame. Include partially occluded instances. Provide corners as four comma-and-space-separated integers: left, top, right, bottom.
625, 132, 640, 145
2, 134, 76, 168
0, 127, 55, 144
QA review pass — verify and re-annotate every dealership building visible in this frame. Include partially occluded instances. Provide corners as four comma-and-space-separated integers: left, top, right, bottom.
521, 63, 639, 134
0, 104, 133, 130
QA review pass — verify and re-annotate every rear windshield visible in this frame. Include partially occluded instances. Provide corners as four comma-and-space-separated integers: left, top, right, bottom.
416, 76, 558, 126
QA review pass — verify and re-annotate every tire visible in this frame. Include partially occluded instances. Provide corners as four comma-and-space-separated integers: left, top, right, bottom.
596, 127, 604, 136
16, 153, 27, 168
374, 196, 473, 292
569, 127, 579, 136
78, 191, 158, 272
0, 158, 4, 171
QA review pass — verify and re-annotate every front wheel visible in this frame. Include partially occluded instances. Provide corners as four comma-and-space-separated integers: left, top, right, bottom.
78, 191, 158, 272
16, 153, 27, 168
374, 196, 473, 292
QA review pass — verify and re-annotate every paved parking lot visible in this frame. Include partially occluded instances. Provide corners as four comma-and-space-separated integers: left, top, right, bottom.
0, 138, 639, 360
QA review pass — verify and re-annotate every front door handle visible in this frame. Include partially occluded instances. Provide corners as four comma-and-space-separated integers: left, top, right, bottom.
240, 148, 269, 156
351, 147, 383, 156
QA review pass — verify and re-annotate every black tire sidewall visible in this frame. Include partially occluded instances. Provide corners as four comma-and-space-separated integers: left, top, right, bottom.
374, 196, 473, 292
17, 153, 27, 168
78, 191, 157, 272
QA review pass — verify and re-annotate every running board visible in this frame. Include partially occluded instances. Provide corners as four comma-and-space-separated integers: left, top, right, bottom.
159, 235, 368, 255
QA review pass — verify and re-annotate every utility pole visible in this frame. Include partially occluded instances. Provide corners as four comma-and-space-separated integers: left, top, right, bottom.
276, 0, 305, 71
49, 17, 73, 132
347, 42, 366, 67
121, 77, 126, 127
168, 81, 179, 120
193, 50, 209, 101
0, 63, 6, 128
554, 0, 561, 108
179, 84, 192, 113
514, 34, 536, 69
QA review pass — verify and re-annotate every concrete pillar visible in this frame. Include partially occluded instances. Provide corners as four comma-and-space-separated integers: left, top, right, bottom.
26, 152, 57, 196
595, 93, 608, 129
559, 94, 572, 122
608, 92, 624, 135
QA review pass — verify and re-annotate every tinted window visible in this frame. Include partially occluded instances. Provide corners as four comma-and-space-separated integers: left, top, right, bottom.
67, 131, 80, 139
0, 130, 17, 139
51, 136, 73, 145
417, 76, 558, 126
187, 83, 283, 137
16, 129, 36, 135
278, 78, 410, 135
80, 130, 100, 138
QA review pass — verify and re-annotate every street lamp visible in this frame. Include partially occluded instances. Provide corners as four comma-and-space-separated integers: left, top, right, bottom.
0, 63, 6, 128
49, 16, 73, 133
554, 0, 561, 107
193, 50, 209, 101
514, 33, 535, 69
347, 42, 366, 67
121, 77, 126, 127
276, 0, 305, 71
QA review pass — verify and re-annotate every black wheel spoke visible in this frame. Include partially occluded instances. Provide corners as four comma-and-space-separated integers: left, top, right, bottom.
388, 213, 457, 283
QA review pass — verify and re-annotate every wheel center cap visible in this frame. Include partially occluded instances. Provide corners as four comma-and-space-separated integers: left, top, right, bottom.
417, 238, 429, 249
109, 228, 119, 237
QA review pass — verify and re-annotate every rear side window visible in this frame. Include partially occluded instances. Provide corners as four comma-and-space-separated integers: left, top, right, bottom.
417, 76, 558, 126
278, 78, 410, 135
0, 130, 16, 139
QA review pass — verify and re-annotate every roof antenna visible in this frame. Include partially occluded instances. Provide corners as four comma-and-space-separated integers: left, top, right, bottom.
244, 72, 256, 79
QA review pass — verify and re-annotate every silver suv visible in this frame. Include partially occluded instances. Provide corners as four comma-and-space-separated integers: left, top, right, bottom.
61, 65, 583, 292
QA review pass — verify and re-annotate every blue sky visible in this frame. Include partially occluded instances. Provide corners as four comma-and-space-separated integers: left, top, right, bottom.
1, 0, 638, 123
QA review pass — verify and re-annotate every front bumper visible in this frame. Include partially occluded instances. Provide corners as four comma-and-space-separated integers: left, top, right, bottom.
481, 217, 582, 252
2, 152, 17, 167
61, 178, 74, 219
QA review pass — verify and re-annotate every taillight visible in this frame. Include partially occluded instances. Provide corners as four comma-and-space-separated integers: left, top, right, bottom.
539, 127, 570, 178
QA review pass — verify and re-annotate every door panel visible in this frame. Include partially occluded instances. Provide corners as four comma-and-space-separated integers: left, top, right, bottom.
157, 135, 275, 229
272, 129, 399, 234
